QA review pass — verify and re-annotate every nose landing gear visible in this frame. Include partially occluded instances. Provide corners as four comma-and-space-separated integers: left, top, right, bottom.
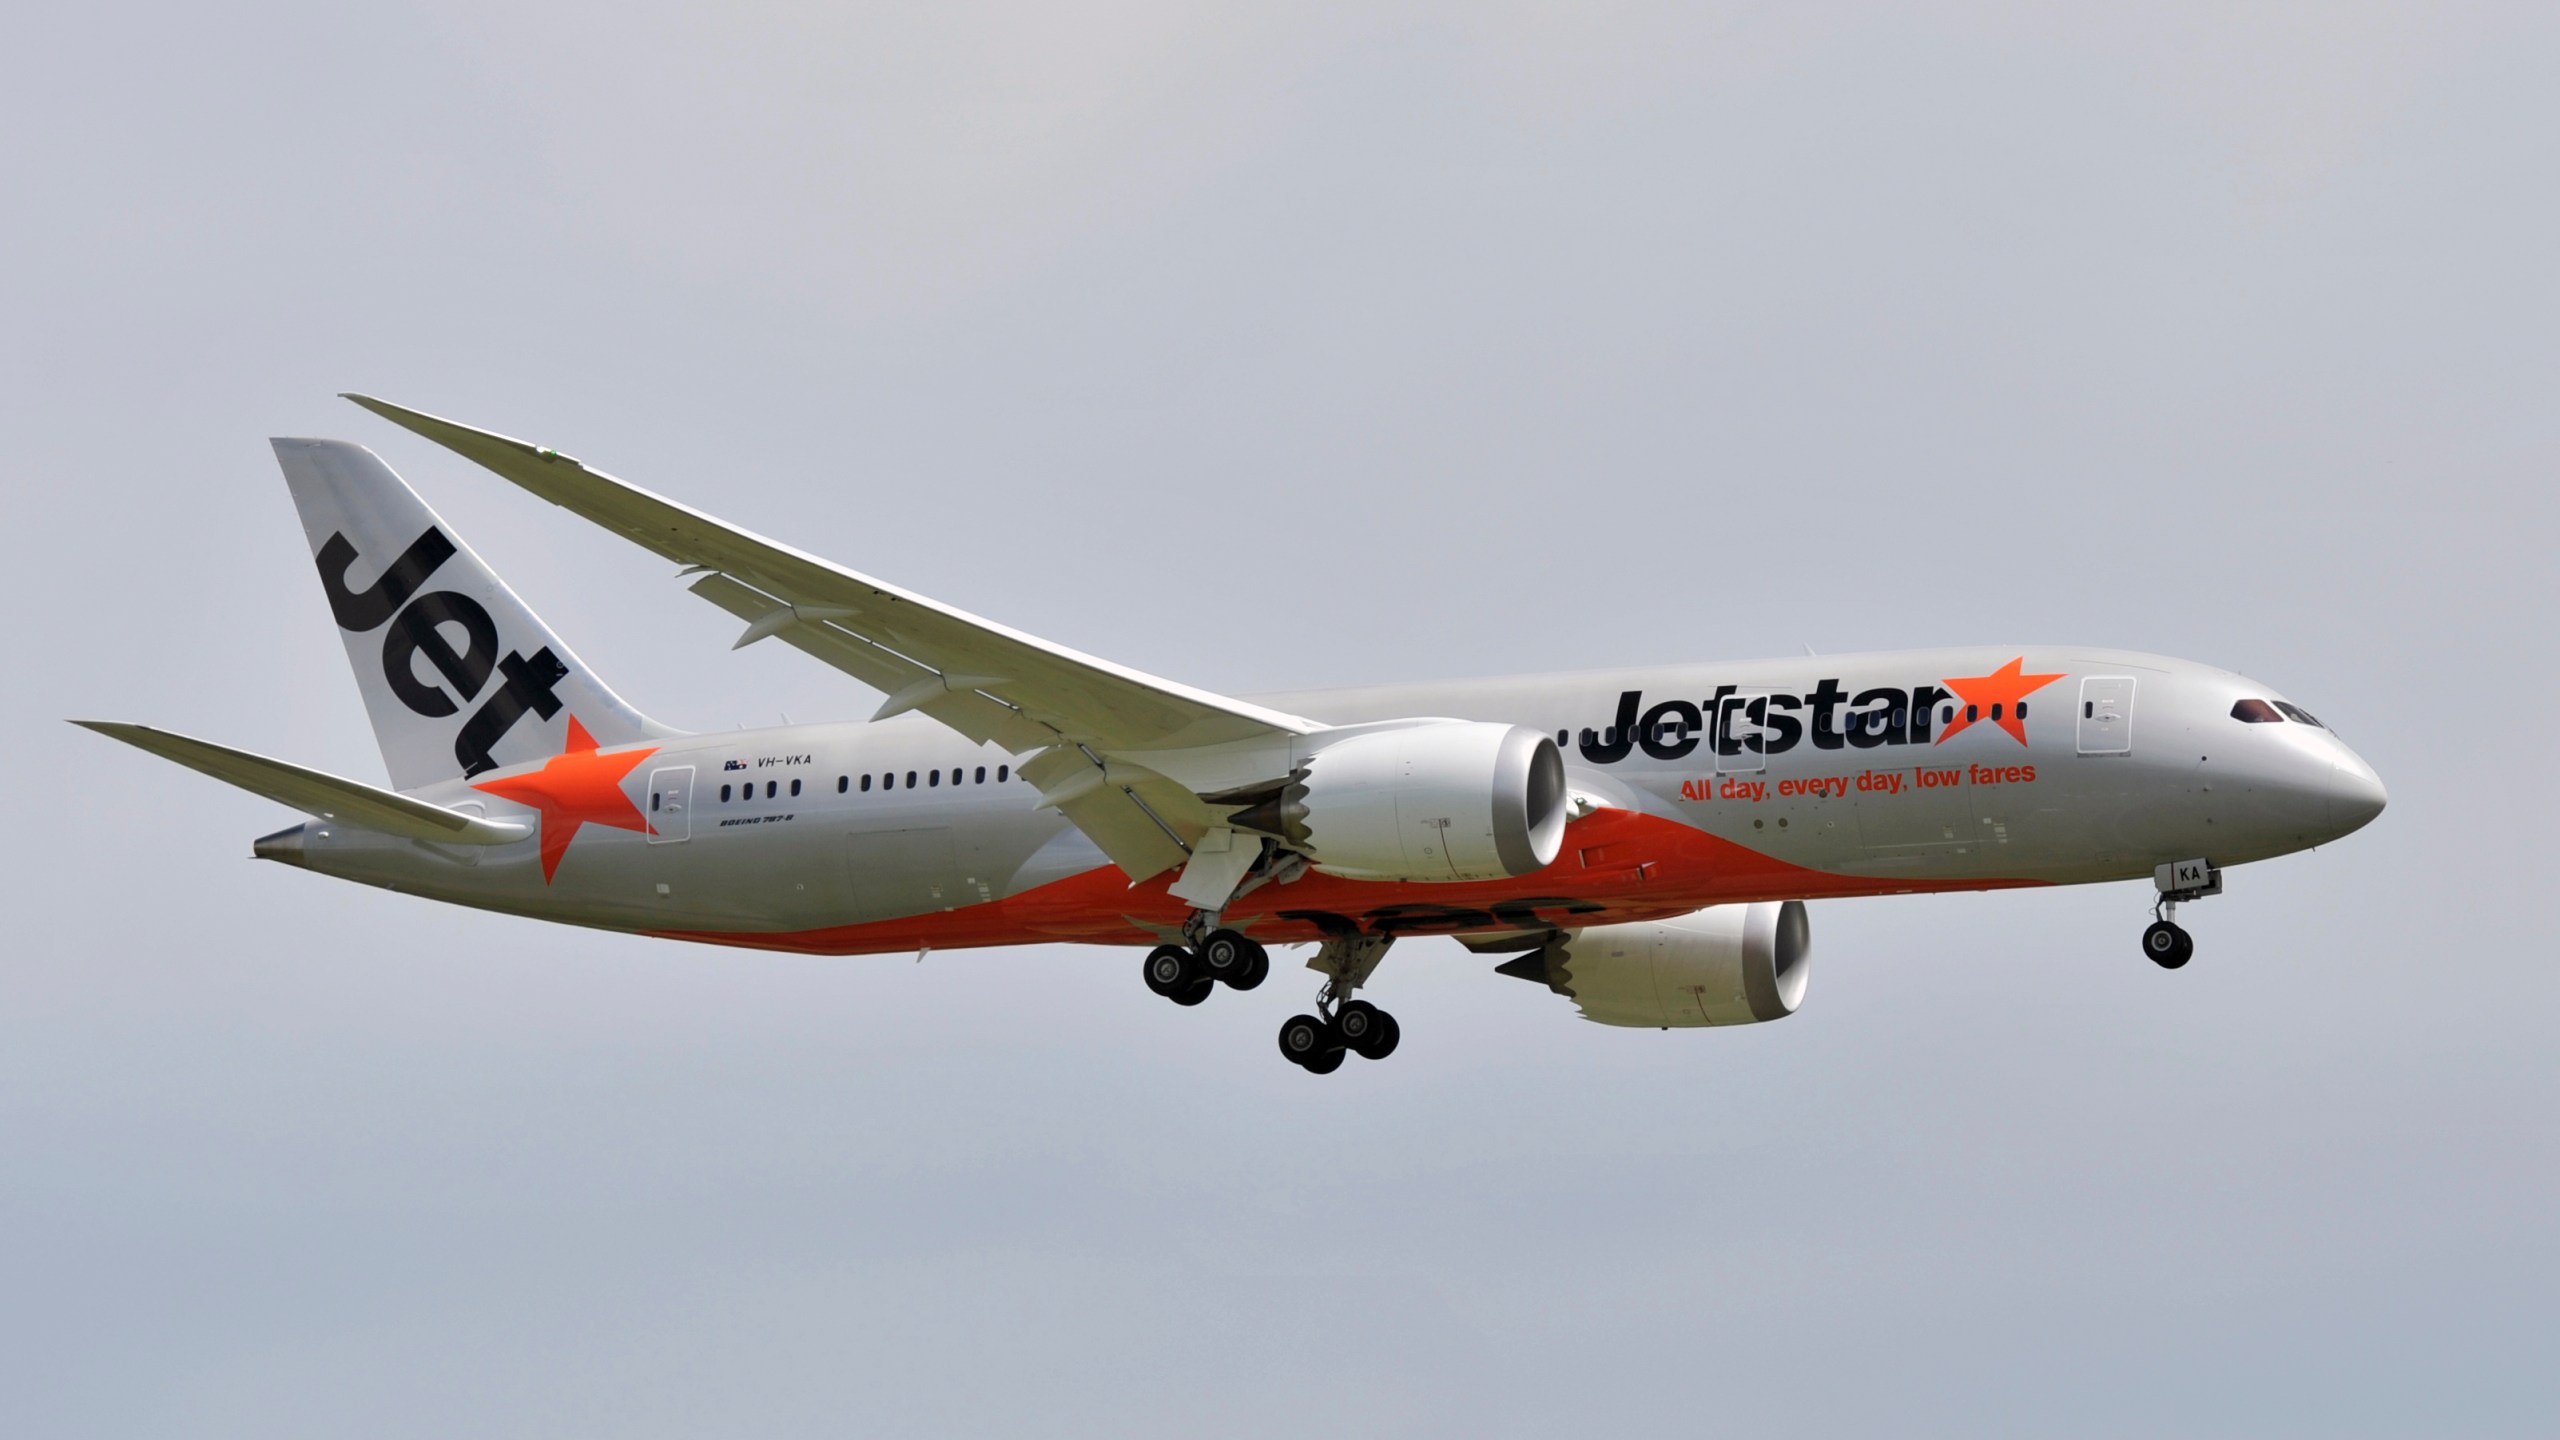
2142, 917, 2194, 969
2143, 857, 2220, 969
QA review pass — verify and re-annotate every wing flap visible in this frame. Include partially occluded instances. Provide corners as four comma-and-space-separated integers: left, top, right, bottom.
73, 721, 530, 845
1015, 746, 1203, 881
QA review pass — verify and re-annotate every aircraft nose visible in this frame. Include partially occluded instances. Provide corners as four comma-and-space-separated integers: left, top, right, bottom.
253, 822, 308, 867
2327, 752, 2388, 837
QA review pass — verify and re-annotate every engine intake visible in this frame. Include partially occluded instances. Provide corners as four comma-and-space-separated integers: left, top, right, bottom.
1232, 722, 1567, 883
1498, 902, 1812, 1027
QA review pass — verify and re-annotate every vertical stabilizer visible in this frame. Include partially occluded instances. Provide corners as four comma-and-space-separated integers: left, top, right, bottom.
271, 438, 674, 790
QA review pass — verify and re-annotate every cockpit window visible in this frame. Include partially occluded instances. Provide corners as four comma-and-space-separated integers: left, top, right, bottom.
2272, 701, 2324, 728
2230, 698, 2283, 724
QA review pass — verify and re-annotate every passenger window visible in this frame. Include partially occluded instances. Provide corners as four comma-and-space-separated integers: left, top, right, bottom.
997, 765, 1010, 782
862, 774, 874, 791
720, 784, 732, 802
2016, 702, 2028, 719
1556, 730, 1568, 746
837, 776, 848, 793
1991, 704, 2003, 721
651, 791, 661, 812
1966, 705, 1979, 722
2084, 701, 2094, 719
906, 771, 917, 788
765, 781, 776, 799
2273, 701, 2325, 728
929, 770, 940, 787
975, 766, 987, 783
1941, 706, 1954, 725
790, 779, 802, 797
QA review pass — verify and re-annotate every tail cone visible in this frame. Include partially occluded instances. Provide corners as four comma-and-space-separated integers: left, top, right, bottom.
253, 823, 308, 867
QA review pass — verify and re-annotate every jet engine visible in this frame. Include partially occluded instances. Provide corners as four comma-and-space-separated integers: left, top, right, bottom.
1497, 902, 1812, 1027
1231, 722, 1567, 882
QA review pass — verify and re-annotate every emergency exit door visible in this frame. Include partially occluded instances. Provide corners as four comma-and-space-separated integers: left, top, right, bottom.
2077, 677, 2134, 755
648, 766, 695, 842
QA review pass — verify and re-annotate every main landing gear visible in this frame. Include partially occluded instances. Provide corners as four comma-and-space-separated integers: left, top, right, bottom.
1277, 934, 1398, 1075
2144, 857, 2221, 970
1139, 916, 1404, 1075
1140, 926, 1270, 1006
1277, 1000, 1399, 1073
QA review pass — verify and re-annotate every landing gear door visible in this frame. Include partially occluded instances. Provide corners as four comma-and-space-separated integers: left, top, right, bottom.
1714, 689, 1774, 774
648, 765, 694, 843
2077, 677, 2134, 756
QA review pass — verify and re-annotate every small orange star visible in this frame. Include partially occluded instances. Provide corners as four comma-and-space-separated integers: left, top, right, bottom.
1937, 657, 2064, 746
473, 717, 658, 881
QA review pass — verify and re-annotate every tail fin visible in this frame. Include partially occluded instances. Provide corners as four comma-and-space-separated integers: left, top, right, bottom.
271, 438, 675, 790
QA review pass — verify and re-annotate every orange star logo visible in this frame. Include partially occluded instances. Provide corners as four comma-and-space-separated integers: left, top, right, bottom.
1936, 657, 2064, 746
472, 717, 659, 881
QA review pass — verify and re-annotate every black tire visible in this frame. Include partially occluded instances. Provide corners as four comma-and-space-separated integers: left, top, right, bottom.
1357, 1011, 1400, 1061
1171, 975, 1214, 1007
1143, 944, 1197, 998
1200, 929, 1262, 987
1338, 1002, 1400, 1061
1277, 1013, 1336, 1066
1230, 944, 1270, 992
1198, 929, 1243, 978
2144, 921, 2192, 970
1301, 1048, 1345, 1075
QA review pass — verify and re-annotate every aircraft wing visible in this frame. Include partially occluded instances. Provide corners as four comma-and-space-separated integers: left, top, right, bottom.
344, 395, 1316, 880
72, 721, 531, 845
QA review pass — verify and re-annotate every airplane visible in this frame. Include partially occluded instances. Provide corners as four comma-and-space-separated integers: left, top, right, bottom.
78, 396, 2389, 1073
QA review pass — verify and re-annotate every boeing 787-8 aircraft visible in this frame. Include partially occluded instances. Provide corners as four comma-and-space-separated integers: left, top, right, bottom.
81, 397, 2387, 1072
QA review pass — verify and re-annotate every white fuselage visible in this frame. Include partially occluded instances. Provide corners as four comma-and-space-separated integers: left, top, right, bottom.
260, 646, 2387, 956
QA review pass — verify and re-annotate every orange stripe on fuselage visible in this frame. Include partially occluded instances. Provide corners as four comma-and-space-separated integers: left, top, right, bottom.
648, 809, 2044, 957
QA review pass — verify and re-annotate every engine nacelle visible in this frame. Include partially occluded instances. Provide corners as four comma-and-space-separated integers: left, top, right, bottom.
1502, 902, 1812, 1027
1234, 722, 1567, 882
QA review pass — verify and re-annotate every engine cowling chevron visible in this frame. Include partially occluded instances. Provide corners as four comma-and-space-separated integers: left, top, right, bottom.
1231, 722, 1567, 882
1501, 903, 1813, 1027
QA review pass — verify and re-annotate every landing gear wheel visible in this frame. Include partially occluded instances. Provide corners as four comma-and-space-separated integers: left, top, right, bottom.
2143, 921, 2193, 970
1143, 944, 1200, 1000
1277, 1013, 1342, 1070
1358, 1011, 1400, 1060
1200, 929, 1267, 990
1170, 975, 1214, 1006
1335, 1000, 1400, 1060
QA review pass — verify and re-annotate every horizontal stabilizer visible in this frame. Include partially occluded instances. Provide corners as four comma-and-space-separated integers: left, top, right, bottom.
71, 721, 530, 846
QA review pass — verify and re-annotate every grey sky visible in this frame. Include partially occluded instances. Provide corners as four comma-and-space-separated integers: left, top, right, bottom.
4, 3, 2554, 1435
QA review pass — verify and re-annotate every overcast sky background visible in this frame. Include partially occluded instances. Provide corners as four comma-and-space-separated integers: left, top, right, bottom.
4, 3, 2555, 1435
